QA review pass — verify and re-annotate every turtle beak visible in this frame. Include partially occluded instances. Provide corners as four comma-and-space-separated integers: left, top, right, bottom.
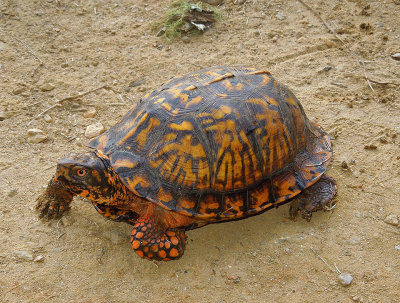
55, 155, 80, 183
54, 162, 70, 184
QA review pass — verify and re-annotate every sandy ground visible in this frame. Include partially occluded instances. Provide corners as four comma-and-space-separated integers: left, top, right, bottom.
1, 0, 400, 302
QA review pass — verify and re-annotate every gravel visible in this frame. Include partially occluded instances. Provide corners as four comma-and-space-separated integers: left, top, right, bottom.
338, 273, 353, 286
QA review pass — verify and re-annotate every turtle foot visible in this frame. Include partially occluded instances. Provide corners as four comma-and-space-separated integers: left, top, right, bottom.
289, 175, 337, 221
35, 177, 74, 219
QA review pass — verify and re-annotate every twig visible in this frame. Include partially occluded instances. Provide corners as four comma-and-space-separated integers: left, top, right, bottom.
44, 164, 56, 171
309, 246, 336, 273
358, 60, 380, 102
333, 262, 342, 274
108, 103, 127, 106
97, 247, 105, 264
27, 104, 61, 126
15, 37, 44, 65
27, 85, 112, 125
117, 94, 126, 103
5, 285, 19, 294
297, 0, 345, 45
365, 79, 400, 86
55, 85, 111, 103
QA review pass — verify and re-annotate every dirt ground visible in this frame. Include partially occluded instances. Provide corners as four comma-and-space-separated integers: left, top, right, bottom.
1, 0, 400, 302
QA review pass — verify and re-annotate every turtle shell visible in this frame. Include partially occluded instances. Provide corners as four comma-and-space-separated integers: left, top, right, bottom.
89, 66, 332, 221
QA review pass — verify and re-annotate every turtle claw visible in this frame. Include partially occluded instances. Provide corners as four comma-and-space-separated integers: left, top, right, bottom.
35, 178, 74, 220
289, 175, 337, 221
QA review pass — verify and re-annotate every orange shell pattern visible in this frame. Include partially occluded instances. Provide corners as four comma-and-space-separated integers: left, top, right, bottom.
89, 66, 332, 221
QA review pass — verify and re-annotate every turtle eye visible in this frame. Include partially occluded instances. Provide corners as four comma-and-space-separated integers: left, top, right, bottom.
77, 169, 87, 177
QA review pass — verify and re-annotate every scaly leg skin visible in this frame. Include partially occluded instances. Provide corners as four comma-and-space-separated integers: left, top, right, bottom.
35, 177, 74, 219
130, 217, 186, 261
92, 203, 139, 225
289, 175, 337, 221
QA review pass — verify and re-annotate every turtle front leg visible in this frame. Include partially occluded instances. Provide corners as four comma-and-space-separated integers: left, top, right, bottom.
92, 203, 138, 225
35, 177, 74, 219
289, 175, 337, 221
130, 217, 186, 261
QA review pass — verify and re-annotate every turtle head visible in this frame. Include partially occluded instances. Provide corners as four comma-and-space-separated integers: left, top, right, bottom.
55, 152, 119, 203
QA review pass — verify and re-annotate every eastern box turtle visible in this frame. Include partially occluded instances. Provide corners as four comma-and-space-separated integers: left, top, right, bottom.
36, 66, 336, 261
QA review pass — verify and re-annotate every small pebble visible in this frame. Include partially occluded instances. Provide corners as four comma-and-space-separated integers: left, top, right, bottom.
61, 62, 69, 68
34, 255, 44, 262
391, 53, 400, 61
182, 36, 190, 44
39, 82, 55, 92
383, 214, 399, 226
395, 245, 400, 251
43, 114, 53, 123
15, 250, 33, 261
129, 79, 146, 88
71, 102, 81, 108
352, 295, 364, 302
83, 107, 97, 118
12, 86, 27, 95
0, 110, 6, 120
8, 188, 17, 197
227, 274, 241, 283
324, 38, 337, 48
276, 12, 286, 21
340, 160, 349, 169
338, 273, 353, 286
85, 122, 105, 139
27, 128, 47, 143
364, 144, 377, 150
348, 236, 361, 245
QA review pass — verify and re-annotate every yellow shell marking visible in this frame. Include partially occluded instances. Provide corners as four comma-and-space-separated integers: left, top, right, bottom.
120, 109, 145, 131
113, 158, 138, 169
168, 121, 194, 131
205, 120, 244, 190
179, 93, 189, 104
136, 117, 161, 150
118, 112, 149, 146
245, 69, 271, 76
151, 134, 209, 188
161, 102, 172, 111
222, 80, 243, 91
185, 85, 196, 91
261, 75, 271, 86
95, 134, 109, 151
185, 96, 203, 109
126, 175, 150, 195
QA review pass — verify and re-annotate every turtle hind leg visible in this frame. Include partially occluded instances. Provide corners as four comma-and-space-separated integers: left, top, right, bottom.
289, 175, 337, 221
130, 217, 186, 261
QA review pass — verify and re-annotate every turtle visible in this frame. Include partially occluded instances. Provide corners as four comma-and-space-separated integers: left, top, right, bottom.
36, 66, 337, 261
